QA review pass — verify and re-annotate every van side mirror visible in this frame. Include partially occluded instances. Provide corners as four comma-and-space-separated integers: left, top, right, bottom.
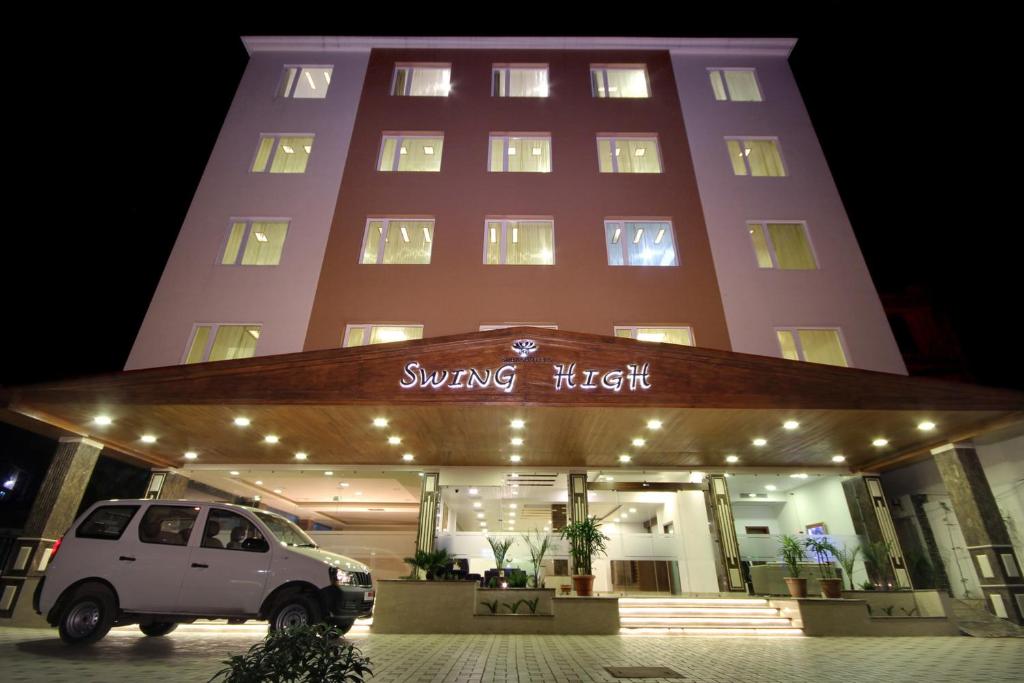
242, 537, 269, 553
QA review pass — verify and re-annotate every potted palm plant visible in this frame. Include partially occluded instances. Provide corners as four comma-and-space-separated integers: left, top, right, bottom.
862, 540, 893, 590
486, 536, 515, 573
778, 534, 807, 598
402, 548, 453, 581
804, 536, 843, 598
559, 516, 608, 596
523, 530, 552, 589
832, 542, 861, 591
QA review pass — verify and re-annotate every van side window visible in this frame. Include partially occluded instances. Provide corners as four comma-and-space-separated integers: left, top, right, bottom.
76, 505, 140, 540
203, 509, 267, 552
138, 505, 200, 546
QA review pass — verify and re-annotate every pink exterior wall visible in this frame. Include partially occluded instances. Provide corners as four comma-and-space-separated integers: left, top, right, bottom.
670, 53, 907, 374
125, 51, 370, 370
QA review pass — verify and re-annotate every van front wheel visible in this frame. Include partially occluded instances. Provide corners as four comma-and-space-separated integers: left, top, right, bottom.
269, 593, 322, 632
57, 583, 116, 645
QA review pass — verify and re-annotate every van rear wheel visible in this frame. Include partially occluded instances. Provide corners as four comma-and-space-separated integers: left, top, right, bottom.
269, 592, 322, 632
139, 622, 178, 637
58, 583, 116, 645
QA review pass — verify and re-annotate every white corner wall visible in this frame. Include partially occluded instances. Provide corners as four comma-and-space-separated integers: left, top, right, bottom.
670, 52, 906, 374
126, 50, 370, 369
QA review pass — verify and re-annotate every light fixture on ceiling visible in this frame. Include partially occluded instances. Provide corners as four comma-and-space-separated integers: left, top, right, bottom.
765, 484, 777, 491
629, 507, 637, 513
273, 488, 283, 493
477, 513, 485, 519
783, 420, 799, 430
872, 438, 889, 447
473, 501, 482, 508
511, 437, 523, 446
646, 419, 662, 430
402, 453, 414, 462
831, 455, 846, 463
790, 473, 809, 479
509, 503, 517, 509
469, 488, 479, 495
282, 145, 294, 154
253, 231, 269, 243
293, 452, 307, 460
265, 435, 280, 444
230, 471, 240, 476
141, 435, 157, 444
632, 438, 646, 447
725, 455, 739, 464
324, 471, 333, 476
510, 419, 525, 429
184, 452, 198, 460
618, 454, 631, 463
372, 417, 388, 428
752, 438, 767, 447
388, 436, 402, 445
339, 482, 350, 488
94, 416, 113, 426
255, 480, 263, 485
632, 228, 644, 244
654, 229, 665, 244
510, 455, 522, 463
234, 417, 251, 427
611, 227, 621, 244
917, 421, 936, 431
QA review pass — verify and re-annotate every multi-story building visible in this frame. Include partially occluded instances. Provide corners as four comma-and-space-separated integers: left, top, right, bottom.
2, 37, 1021, 630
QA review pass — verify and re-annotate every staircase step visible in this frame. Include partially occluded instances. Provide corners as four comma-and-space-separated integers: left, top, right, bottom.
621, 617, 793, 627
619, 607, 781, 616
618, 598, 769, 607
620, 626, 803, 637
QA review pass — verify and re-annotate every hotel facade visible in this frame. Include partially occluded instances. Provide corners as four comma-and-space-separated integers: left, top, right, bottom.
2, 37, 1022, 633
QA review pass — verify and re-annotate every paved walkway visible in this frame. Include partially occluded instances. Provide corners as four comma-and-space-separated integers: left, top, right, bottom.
2, 623, 1023, 682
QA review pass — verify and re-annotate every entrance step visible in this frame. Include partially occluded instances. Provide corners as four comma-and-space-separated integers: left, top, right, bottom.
618, 597, 802, 637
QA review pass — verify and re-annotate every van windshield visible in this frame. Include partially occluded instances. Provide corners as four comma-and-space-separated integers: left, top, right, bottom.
253, 510, 318, 548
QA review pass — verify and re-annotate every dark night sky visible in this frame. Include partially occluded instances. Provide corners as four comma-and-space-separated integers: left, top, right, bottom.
3, 7, 1021, 393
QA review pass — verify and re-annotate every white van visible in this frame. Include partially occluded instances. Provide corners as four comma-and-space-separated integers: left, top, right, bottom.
34, 499, 374, 644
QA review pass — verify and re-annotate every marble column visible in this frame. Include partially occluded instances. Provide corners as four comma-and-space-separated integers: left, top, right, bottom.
415, 473, 440, 555
144, 470, 190, 500
707, 474, 744, 591
842, 475, 913, 589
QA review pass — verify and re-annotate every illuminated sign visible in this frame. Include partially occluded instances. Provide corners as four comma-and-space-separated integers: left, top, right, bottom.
398, 340, 651, 393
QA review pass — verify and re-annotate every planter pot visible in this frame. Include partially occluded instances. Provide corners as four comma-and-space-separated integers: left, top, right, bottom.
783, 577, 807, 598
559, 584, 572, 595
819, 578, 843, 599
572, 575, 596, 597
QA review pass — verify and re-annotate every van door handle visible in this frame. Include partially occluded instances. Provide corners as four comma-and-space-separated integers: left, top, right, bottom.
191, 563, 209, 568
119, 556, 136, 562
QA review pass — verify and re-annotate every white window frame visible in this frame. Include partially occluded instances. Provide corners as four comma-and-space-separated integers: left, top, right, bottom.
491, 64, 550, 97
596, 134, 663, 173
182, 323, 262, 364
604, 219, 678, 267
479, 324, 558, 331
590, 64, 652, 98
377, 132, 444, 172
250, 134, 315, 174
707, 67, 764, 102
482, 217, 556, 265
219, 218, 290, 266
390, 63, 452, 97
614, 326, 695, 346
487, 133, 553, 173
342, 324, 424, 347
774, 326, 851, 366
359, 217, 435, 264
746, 220, 819, 270
277, 65, 334, 98
724, 136, 787, 177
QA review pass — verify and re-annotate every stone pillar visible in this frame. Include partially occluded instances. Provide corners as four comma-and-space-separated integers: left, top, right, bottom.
1, 437, 102, 624
296, 519, 314, 531
567, 472, 589, 526
932, 441, 1024, 624
707, 475, 744, 591
415, 473, 440, 554
842, 475, 913, 589
144, 470, 190, 500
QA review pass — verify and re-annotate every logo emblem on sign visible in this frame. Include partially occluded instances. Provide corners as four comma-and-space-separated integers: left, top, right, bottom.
511, 339, 538, 358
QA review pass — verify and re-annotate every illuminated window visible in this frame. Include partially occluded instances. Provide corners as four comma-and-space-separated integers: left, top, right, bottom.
184, 324, 261, 364
278, 66, 333, 98
590, 66, 650, 98
597, 136, 662, 173
360, 218, 434, 264
708, 69, 762, 102
251, 135, 313, 174
492, 65, 549, 97
391, 65, 451, 96
221, 220, 289, 266
748, 222, 817, 270
725, 138, 786, 177
378, 134, 444, 172
776, 328, 848, 367
484, 219, 554, 265
605, 220, 677, 266
615, 326, 694, 346
489, 134, 551, 173
343, 324, 424, 347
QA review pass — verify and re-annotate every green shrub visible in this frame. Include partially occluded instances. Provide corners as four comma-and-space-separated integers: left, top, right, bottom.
209, 624, 372, 683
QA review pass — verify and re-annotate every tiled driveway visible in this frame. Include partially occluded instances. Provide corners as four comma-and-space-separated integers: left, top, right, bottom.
2, 623, 1023, 682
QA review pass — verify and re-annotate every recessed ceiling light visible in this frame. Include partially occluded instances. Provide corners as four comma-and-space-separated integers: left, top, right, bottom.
725, 455, 739, 464
253, 495, 261, 501
783, 420, 800, 430
510, 473, 518, 478
603, 475, 615, 481
230, 471, 240, 476
917, 421, 936, 431
234, 417, 251, 427
832, 455, 846, 463
752, 438, 767, 447
293, 452, 307, 460
273, 488, 283, 494
141, 435, 157, 443
477, 513, 484, 519
479, 521, 487, 527
255, 480, 263, 485
510, 419, 525, 429
629, 508, 637, 513
618, 454, 631, 463
646, 419, 662, 430
765, 484, 777, 491
265, 435, 280, 444
872, 438, 889, 447
388, 436, 402, 445
469, 488, 479, 495
423, 146, 434, 155
184, 452, 198, 460
510, 455, 522, 463
339, 482, 350, 487
94, 416, 113, 426
417, 472, 424, 477
790, 473, 808, 479
509, 512, 516, 518
632, 438, 646, 447
511, 437, 524, 446
324, 471, 333, 476
373, 417, 388, 428
473, 501, 482, 508
402, 453, 415, 462
509, 503, 517, 509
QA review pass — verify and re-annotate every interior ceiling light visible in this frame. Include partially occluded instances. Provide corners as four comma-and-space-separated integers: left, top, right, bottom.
294, 452, 308, 461
402, 453, 415, 461
234, 417, 251, 427
230, 471, 240, 476
265, 435, 280, 444
632, 228, 644, 244
253, 231, 269, 243
725, 455, 739, 464
303, 145, 311, 154
324, 471, 333, 476
872, 438, 889, 447
248, 329, 260, 339
473, 501, 482, 508
752, 438, 767, 447
632, 438, 646, 447
469, 488, 479, 495
917, 421, 936, 431
423, 146, 434, 155
423, 227, 432, 242
184, 452, 198, 460
477, 512, 484, 519
618, 454, 631, 463
635, 147, 646, 156
372, 417, 388, 428
282, 145, 294, 154
511, 437, 523, 446
305, 71, 316, 89
339, 482, 350, 487
783, 420, 799, 430
603, 475, 614, 481
479, 521, 487, 527
790, 473, 808, 479
399, 146, 408, 155
654, 229, 665, 244
831, 455, 846, 463
255, 480, 263, 485
141, 435, 157, 443
94, 416, 113, 425
508, 145, 517, 156
400, 226, 410, 242
510, 473, 519, 478
273, 488, 283, 493
509, 503, 517, 509
510, 419, 525, 429
611, 227, 621, 244
388, 436, 402, 445
510, 455, 522, 463
629, 508, 637, 513
765, 484, 777, 491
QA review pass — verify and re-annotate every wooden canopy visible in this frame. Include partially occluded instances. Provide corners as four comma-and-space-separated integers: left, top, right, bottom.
3, 328, 1022, 472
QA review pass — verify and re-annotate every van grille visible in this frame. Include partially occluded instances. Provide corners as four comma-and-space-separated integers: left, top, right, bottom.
351, 571, 372, 587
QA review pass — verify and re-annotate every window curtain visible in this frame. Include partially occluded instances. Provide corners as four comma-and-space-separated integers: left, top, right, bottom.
709, 71, 727, 100
799, 330, 848, 367
209, 325, 259, 362
185, 326, 211, 364
344, 327, 367, 347
369, 326, 423, 344
597, 139, 614, 172
506, 221, 554, 264
252, 137, 275, 172
485, 222, 503, 263
409, 68, 450, 96
222, 222, 247, 264
748, 224, 774, 268
241, 222, 289, 265
726, 140, 748, 176
382, 221, 434, 264
270, 137, 312, 173
637, 328, 692, 346
379, 138, 398, 171
776, 330, 800, 361
489, 138, 505, 171
604, 69, 649, 98
507, 138, 550, 172
724, 71, 761, 102
397, 137, 443, 172
744, 140, 784, 177
616, 139, 661, 173
625, 222, 676, 266
767, 223, 816, 269
293, 68, 331, 99
604, 223, 625, 265
508, 68, 548, 97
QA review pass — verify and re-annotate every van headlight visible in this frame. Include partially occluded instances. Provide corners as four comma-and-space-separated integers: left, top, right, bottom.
329, 567, 354, 587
